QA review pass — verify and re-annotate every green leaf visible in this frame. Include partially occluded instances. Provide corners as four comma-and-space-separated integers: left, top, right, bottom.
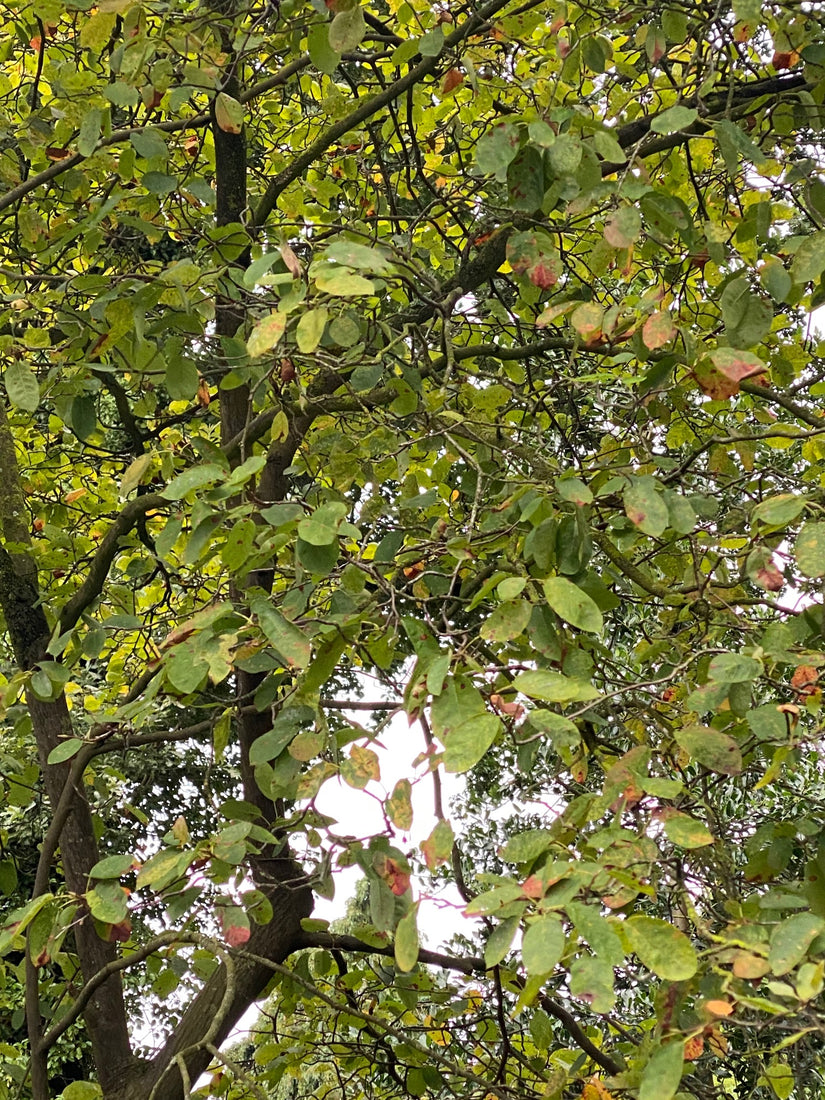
296, 308, 328, 353
481, 599, 532, 642
90, 853, 136, 879
394, 906, 419, 972
522, 916, 565, 976
131, 127, 167, 160
321, 241, 394, 273
136, 848, 193, 892
476, 123, 520, 179
162, 463, 225, 500
543, 576, 603, 633
752, 494, 806, 527
624, 916, 698, 980
78, 108, 103, 157
650, 105, 698, 134
4, 361, 40, 411
769, 912, 825, 975
86, 880, 129, 924
791, 229, 825, 284
485, 915, 520, 967
314, 267, 375, 296
795, 522, 825, 577
329, 5, 366, 52
639, 1040, 684, 1100
309, 22, 340, 72
569, 954, 615, 1013
500, 829, 556, 863
47, 738, 84, 765
720, 276, 772, 347
675, 725, 743, 775
250, 594, 312, 668
513, 670, 599, 703
247, 311, 287, 357
443, 712, 500, 773
298, 501, 350, 545
624, 475, 669, 536
709, 652, 762, 682
661, 810, 715, 848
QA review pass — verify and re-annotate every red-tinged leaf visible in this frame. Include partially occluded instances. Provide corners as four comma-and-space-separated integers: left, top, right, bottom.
521, 875, 545, 899
604, 206, 642, 249
221, 907, 251, 946
571, 302, 604, 340
441, 68, 464, 95
642, 310, 676, 349
791, 664, 819, 696
693, 349, 768, 400
375, 853, 411, 896
215, 91, 244, 134
105, 918, 133, 942
279, 242, 303, 277
47, 147, 71, 160
506, 231, 561, 289
421, 818, 454, 871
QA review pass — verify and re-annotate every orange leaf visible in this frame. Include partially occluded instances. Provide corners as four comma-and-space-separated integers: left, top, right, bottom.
441, 68, 464, 95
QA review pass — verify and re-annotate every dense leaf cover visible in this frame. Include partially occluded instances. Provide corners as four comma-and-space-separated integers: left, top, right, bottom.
2, 0, 825, 1096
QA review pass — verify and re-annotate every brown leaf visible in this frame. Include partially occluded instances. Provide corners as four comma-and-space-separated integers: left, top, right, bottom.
441, 68, 464, 95
791, 664, 819, 697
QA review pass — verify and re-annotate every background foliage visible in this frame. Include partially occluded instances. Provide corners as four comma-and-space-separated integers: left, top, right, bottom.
2, 0, 825, 1097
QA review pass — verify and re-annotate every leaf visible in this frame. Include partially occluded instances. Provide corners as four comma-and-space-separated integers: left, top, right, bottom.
570, 954, 616, 1013
650, 105, 698, 133
321, 240, 394, 274
513, 670, 600, 703
296, 308, 328, 353
752, 494, 806, 527
604, 206, 642, 248
485, 915, 520, 967
341, 744, 380, 788
249, 595, 312, 668
162, 463, 225, 500
625, 916, 698, 980
247, 311, 287, 357
90, 853, 137, 879
314, 267, 375, 296
694, 348, 767, 399
792, 228, 825, 284
543, 576, 603, 633
328, 5, 366, 53
481, 599, 532, 642
394, 906, 419, 972
506, 231, 561, 288
421, 819, 454, 871
47, 738, 84, 764
660, 810, 715, 848
642, 310, 676, 349
120, 453, 153, 497
708, 652, 762, 682
795, 522, 825, 577
443, 712, 500, 773
522, 916, 565, 976
4, 361, 40, 411
675, 725, 743, 775
476, 123, 520, 179
215, 92, 244, 133
720, 276, 772, 347
639, 1041, 684, 1100
298, 501, 350, 545
769, 912, 825, 975
624, 476, 669, 536
386, 779, 413, 831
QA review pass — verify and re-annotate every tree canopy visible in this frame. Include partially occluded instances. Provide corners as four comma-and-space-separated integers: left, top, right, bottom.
2, 0, 825, 1096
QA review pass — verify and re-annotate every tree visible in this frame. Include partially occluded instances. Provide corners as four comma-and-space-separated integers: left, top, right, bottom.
1, 0, 825, 1095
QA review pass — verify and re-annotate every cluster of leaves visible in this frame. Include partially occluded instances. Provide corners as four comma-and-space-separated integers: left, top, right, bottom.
2, 0, 825, 1097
